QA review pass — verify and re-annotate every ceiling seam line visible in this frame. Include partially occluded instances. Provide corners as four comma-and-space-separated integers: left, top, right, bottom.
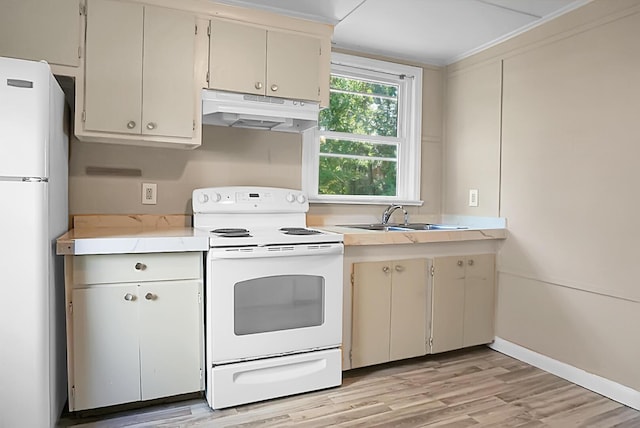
335, 0, 369, 26
474, 0, 542, 19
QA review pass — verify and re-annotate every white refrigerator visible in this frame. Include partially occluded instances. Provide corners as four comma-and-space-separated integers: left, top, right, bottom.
0, 57, 69, 428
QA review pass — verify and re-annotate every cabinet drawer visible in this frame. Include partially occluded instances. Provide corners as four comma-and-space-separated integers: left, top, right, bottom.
73, 252, 202, 285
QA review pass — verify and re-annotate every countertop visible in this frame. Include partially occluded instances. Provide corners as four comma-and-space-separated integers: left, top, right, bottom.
56, 227, 210, 255
56, 214, 507, 255
324, 225, 507, 246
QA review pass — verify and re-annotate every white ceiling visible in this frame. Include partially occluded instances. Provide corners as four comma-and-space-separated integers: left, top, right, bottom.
213, 0, 591, 65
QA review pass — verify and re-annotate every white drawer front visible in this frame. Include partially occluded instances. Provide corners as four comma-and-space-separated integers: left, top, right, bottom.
208, 348, 342, 409
73, 252, 202, 285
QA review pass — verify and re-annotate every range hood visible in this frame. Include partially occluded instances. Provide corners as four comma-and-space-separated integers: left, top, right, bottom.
201, 89, 319, 132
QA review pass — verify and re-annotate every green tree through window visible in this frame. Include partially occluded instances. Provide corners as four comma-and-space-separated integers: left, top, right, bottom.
318, 75, 399, 196
302, 53, 423, 204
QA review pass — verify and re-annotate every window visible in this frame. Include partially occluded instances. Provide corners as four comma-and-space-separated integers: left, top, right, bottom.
303, 53, 423, 205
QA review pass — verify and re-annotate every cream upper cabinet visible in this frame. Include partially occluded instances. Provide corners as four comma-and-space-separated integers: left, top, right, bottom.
430, 254, 495, 354
80, 0, 199, 148
209, 18, 321, 102
351, 258, 428, 369
266, 30, 320, 101
0, 0, 81, 67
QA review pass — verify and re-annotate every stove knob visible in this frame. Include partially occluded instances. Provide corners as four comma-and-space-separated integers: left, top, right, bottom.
286, 193, 296, 203
296, 194, 306, 204
197, 193, 209, 204
211, 192, 221, 202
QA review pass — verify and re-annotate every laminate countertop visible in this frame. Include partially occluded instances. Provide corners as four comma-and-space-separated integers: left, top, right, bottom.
56, 227, 210, 255
322, 226, 507, 246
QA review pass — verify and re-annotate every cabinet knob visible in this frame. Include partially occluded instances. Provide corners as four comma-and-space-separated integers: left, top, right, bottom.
382, 266, 390, 273
124, 293, 135, 301
394, 265, 405, 272
468, 259, 474, 266
145, 292, 156, 301
270, 84, 278, 92
135, 262, 147, 271
255, 81, 263, 90
126, 120, 136, 129
457, 260, 464, 267
146, 122, 156, 130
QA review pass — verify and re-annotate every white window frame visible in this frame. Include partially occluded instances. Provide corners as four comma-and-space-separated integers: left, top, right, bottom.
302, 52, 423, 205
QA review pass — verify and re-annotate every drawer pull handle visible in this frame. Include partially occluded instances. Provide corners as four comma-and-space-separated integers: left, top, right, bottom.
255, 81, 263, 90
146, 122, 156, 130
270, 84, 278, 92
135, 262, 147, 271
457, 260, 464, 267
395, 265, 405, 272
468, 259, 474, 266
145, 292, 156, 301
124, 293, 135, 301
126, 120, 136, 129
382, 266, 390, 273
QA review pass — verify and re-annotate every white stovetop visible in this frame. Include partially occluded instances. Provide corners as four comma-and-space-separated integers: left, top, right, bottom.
204, 226, 343, 247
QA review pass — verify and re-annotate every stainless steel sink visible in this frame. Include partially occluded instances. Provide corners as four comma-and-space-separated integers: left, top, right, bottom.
338, 223, 468, 231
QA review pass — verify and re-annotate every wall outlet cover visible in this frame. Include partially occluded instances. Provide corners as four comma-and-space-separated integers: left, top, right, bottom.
469, 189, 479, 207
142, 183, 157, 205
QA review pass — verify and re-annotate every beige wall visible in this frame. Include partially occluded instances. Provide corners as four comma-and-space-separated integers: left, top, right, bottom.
444, 0, 640, 390
69, 55, 444, 222
443, 61, 501, 216
69, 126, 302, 215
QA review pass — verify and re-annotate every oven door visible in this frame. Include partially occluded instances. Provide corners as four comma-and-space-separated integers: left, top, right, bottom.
206, 243, 343, 364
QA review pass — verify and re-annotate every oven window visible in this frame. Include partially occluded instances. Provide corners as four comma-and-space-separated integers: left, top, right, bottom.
234, 275, 325, 335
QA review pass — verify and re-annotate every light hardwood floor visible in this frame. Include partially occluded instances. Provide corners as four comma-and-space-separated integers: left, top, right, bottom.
58, 347, 640, 427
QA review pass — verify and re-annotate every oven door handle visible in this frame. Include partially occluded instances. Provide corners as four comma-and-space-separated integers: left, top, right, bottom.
208, 243, 344, 259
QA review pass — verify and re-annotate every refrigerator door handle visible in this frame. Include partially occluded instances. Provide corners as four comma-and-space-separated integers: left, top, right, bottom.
22, 177, 48, 182
7, 79, 34, 88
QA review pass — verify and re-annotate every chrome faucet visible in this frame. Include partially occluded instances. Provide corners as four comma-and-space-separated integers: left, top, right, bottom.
381, 204, 409, 225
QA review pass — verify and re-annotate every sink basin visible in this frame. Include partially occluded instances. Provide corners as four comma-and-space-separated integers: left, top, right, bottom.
338, 223, 468, 231
340, 224, 413, 232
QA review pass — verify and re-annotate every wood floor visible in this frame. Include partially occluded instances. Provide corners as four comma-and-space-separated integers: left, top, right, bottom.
58, 347, 640, 428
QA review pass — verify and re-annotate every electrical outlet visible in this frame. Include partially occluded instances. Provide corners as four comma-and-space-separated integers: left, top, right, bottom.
142, 183, 157, 205
468, 189, 479, 207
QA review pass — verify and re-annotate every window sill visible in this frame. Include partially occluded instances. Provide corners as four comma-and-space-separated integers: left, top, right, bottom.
308, 196, 424, 206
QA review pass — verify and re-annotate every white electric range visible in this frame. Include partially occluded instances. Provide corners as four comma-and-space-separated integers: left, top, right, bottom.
192, 186, 344, 409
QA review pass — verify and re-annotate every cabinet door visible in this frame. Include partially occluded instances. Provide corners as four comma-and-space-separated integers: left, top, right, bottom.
389, 259, 427, 360
209, 19, 266, 95
139, 280, 203, 400
72, 285, 140, 410
463, 254, 495, 347
0, 0, 81, 67
431, 256, 465, 353
351, 261, 391, 368
142, 6, 196, 138
84, 0, 143, 134
267, 31, 320, 101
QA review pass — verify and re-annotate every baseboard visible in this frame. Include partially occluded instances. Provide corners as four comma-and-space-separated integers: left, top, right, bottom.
490, 337, 640, 411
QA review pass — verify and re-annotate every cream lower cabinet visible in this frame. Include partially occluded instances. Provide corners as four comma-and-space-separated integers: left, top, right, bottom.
79, 0, 200, 148
351, 258, 429, 369
430, 254, 495, 354
209, 18, 322, 102
67, 252, 204, 411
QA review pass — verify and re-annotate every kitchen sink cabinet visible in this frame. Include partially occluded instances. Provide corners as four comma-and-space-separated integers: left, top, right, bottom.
208, 18, 323, 102
430, 254, 495, 354
0, 0, 82, 68
78, 0, 201, 149
66, 252, 204, 411
351, 258, 429, 368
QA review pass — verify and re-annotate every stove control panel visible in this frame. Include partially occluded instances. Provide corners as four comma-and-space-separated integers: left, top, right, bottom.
193, 186, 309, 214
